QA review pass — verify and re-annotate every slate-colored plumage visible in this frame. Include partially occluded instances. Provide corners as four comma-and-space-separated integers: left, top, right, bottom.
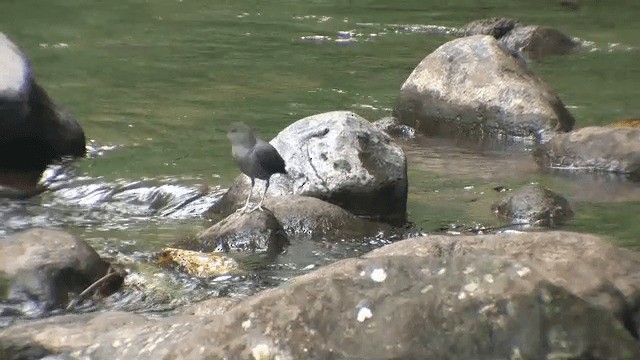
226, 122, 287, 212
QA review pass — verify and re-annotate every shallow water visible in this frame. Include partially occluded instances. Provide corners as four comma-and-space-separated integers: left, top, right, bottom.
1, 0, 640, 318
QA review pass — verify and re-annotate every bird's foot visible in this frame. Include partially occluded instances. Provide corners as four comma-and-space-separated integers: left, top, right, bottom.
250, 204, 265, 212
236, 205, 252, 214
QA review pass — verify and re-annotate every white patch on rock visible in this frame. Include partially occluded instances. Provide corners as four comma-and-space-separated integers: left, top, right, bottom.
479, 304, 495, 314
463, 266, 475, 274
458, 291, 467, 300
420, 284, 433, 294
463, 282, 479, 293
251, 343, 272, 360
242, 319, 252, 331
370, 268, 387, 282
483, 274, 494, 283
437, 268, 446, 275
356, 307, 373, 322
516, 267, 531, 277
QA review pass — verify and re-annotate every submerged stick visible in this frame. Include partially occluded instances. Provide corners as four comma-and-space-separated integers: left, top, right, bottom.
65, 267, 119, 311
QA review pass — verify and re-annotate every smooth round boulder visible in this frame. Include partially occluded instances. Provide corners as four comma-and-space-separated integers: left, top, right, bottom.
198, 209, 288, 255
0, 228, 119, 314
491, 184, 574, 226
394, 35, 575, 139
0, 33, 86, 185
209, 111, 408, 225
535, 126, 640, 179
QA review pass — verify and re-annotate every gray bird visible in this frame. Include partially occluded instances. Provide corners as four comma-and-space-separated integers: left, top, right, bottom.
226, 122, 287, 213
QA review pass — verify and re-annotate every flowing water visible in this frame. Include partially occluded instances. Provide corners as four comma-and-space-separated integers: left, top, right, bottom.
1, 0, 640, 318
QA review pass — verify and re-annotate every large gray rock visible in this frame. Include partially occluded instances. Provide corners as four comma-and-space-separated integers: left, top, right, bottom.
369, 231, 640, 338
462, 18, 578, 60
0, 33, 85, 178
2, 232, 640, 359
0, 229, 120, 315
394, 35, 575, 139
209, 111, 408, 225
492, 183, 574, 226
536, 126, 640, 178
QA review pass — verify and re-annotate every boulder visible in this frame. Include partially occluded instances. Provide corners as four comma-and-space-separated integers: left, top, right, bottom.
198, 209, 288, 255
208, 111, 408, 225
0, 33, 85, 189
0, 229, 122, 315
491, 183, 574, 226
202, 196, 394, 255
394, 35, 575, 139
535, 126, 640, 179
462, 18, 578, 60
501, 25, 578, 61
368, 231, 640, 338
222, 195, 393, 240
2, 232, 640, 359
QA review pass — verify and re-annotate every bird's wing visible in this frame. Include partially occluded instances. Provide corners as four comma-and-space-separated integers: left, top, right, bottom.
253, 140, 286, 174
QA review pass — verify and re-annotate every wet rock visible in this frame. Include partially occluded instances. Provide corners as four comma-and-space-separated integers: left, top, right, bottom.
462, 17, 519, 39
394, 35, 575, 140
209, 111, 408, 225
372, 116, 416, 139
608, 119, 640, 129
158, 248, 241, 278
368, 231, 640, 338
0, 33, 86, 191
198, 209, 288, 255
462, 18, 578, 60
501, 25, 578, 61
247, 195, 393, 240
0, 228, 121, 315
3, 232, 640, 359
535, 126, 640, 178
491, 183, 574, 226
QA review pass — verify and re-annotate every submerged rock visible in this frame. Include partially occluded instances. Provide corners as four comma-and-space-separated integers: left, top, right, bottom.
372, 116, 416, 139
158, 248, 241, 278
209, 111, 408, 225
462, 18, 578, 60
0, 33, 86, 192
536, 126, 640, 179
491, 183, 574, 226
2, 232, 640, 359
394, 35, 575, 140
0, 229, 123, 315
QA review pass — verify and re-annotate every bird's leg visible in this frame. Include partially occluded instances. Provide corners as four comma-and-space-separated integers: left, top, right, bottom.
239, 178, 254, 213
252, 178, 269, 212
